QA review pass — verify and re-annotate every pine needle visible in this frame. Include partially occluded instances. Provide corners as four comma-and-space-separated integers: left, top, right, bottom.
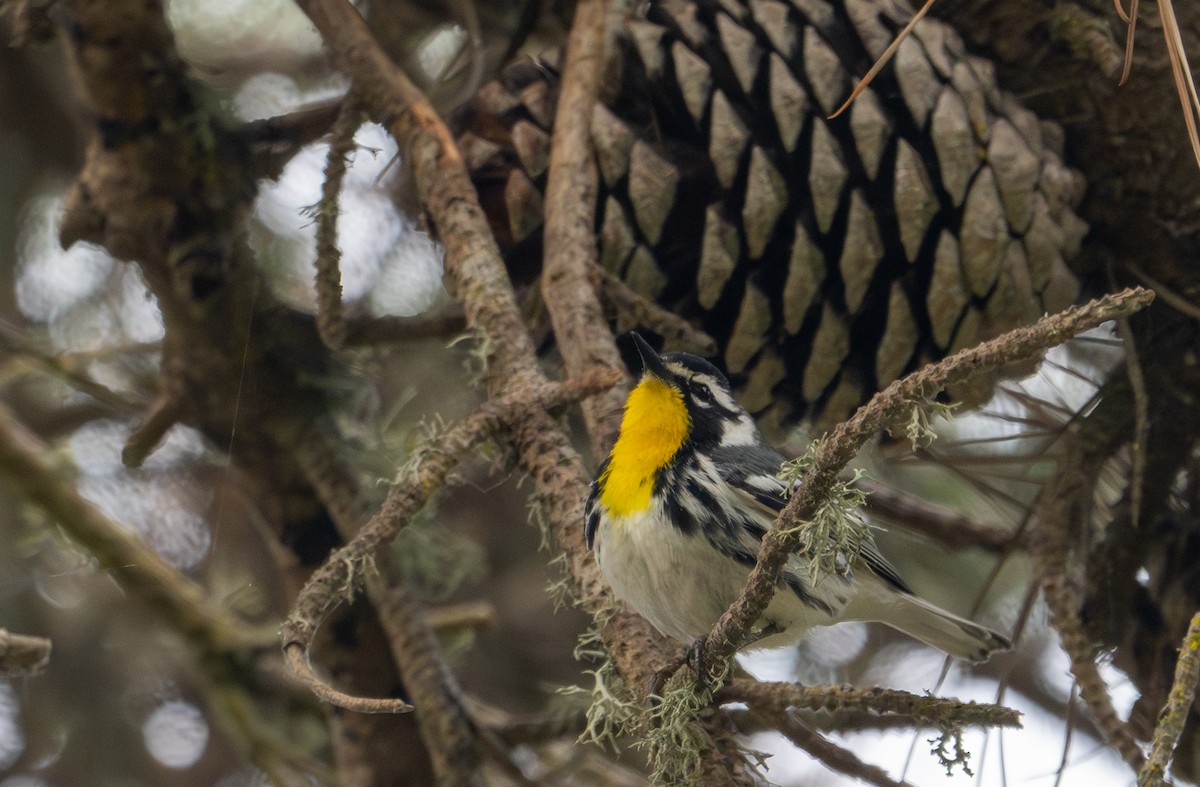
1157, 0, 1200, 169
827, 0, 938, 120
835, 0, 1200, 171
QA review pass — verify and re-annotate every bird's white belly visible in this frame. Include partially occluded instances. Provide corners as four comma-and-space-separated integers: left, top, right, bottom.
594, 502, 845, 646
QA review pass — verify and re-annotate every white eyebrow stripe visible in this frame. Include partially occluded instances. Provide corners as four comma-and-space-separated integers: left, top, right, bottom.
708, 382, 739, 412
661, 361, 743, 412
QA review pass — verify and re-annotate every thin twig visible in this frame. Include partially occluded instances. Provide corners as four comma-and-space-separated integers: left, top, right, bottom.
858, 478, 1017, 551
280, 370, 621, 707
828, 0, 938, 119
1031, 421, 1147, 769
237, 99, 345, 180
425, 601, 499, 633
540, 0, 628, 457
600, 269, 718, 356
468, 696, 590, 746
732, 708, 914, 787
237, 99, 344, 146
716, 682, 1022, 730
342, 307, 467, 345
1108, 262, 1149, 529
284, 646, 414, 714
1053, 682, 1079, 787
702, 288, 1155, 674
1157, 0, 1200, 169
313, 99, 363, 349
1138, 612, 1200, 786
1115, 318, 1148, 528
0, 324, 147, 412
0, 629, 51, 676
122, 390, 185, 467
1126, 261, 1200, 320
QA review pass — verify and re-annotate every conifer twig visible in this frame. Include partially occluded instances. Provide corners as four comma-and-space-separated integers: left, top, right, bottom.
600, 269, 717, 356
1138, 612, 1200, 786
716, 682, 1022, 730
281, 369, 621, 712
539, 0, 629, 457
313, 98, 364, 349
1032, 421, 1146, 769
702, 288, 1155, 674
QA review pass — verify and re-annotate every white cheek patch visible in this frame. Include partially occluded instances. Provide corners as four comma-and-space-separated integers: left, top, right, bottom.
720, 414, 759, 446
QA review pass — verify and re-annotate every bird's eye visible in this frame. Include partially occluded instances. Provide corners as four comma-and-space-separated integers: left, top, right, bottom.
692, 382, 714, 403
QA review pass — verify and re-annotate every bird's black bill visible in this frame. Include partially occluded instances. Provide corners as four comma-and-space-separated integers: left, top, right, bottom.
628, 332, 672, 383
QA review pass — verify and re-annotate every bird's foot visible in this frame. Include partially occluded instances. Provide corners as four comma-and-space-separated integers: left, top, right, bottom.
742, 621, 784, 648
686, 635, 708, 683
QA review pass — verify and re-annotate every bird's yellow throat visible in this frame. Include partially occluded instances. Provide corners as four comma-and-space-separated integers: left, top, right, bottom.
599, 376, 690, 516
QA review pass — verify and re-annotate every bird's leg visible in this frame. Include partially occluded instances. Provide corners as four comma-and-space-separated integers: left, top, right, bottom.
684, 622, 783, 687
686, 634, 708, 681
743, 622, 783, 647
647, 651, 688, 704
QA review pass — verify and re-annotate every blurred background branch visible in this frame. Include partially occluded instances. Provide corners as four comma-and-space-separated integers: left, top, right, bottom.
0, 630, 50, 677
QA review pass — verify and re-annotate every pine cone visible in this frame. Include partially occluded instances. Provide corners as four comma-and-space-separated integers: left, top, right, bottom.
460, 0, 1087, 429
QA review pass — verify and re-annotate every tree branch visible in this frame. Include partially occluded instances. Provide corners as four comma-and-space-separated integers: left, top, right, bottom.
717, 681, 1022, 730
0, 402, 273, 652
289, 1, 753, 782
1032, 419, 1147, 770
281, 368, 621, 709
858, 477, 1017, 552
313, 99, 366, 349
701, 288, 1155, 676
600, 268, 718, 357
731, 707, 914, 787
341, 307, 467, 345
1138, 611, 1200, 786
539, 0, 628, 458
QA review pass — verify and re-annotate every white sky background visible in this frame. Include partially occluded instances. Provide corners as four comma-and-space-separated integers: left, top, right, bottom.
743, 640, 1138, 786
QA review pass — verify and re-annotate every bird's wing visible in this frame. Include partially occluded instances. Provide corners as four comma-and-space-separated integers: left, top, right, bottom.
717, 461, 913, 595
584, 457, 607, 549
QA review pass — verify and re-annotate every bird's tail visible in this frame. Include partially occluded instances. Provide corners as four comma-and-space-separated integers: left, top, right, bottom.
847, 576, 1011, 662
882, 593, 1011, 662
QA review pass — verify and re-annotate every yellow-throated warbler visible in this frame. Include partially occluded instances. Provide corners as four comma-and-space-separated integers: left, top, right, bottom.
585, 333, 1010, 662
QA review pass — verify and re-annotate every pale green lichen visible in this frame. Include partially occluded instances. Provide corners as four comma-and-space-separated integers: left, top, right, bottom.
636, 656, 735, 785
526, 493, 581, 610
447, 329, 493, 389
778, 443, 877, 586
641, 677, 712, 785
929, 726, 973, 777
339, 550, 377, 603
566, 628, 639, 753
898, 401, 959, 450
544, 552, 578, 612
526, 492, 554, 553
392, 508, 484, 602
